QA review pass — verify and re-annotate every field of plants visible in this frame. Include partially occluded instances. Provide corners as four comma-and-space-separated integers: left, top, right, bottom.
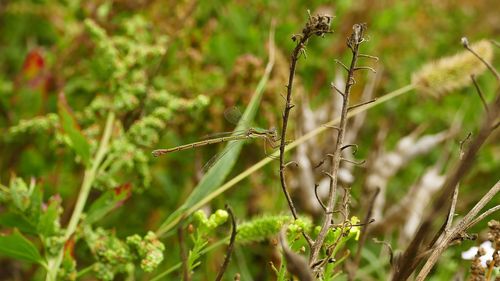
0, 1, 498, 280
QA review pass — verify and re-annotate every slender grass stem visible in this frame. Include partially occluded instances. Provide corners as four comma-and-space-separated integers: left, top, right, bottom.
46, 112, 115, 281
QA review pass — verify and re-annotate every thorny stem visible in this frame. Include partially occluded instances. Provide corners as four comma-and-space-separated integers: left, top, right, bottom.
279, 38, 305, 221
279, 12, 332, 220
46, 111, 115, 281
309, 24, 367, 270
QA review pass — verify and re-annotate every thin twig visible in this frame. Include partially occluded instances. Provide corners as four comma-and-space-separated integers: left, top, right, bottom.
279, 12, 332, 220
331, 83, 346, 97
446, 185, 459, 231
178, 225, 190, 281
340, 157, 366, 166
429, 184, 459, 248
358, 54, 379, 61
465, 205, 500, 230
325, 124, 341, 131
353, 66, 376, 73
470, 75, 489, 113
341, 144, 359, 153
459, 132, 472, 159
314, 184, 327, 212
215, 205, 237, 281
334, 59, 350, 72
347, 98, 377, 111
462, 37, 500, 81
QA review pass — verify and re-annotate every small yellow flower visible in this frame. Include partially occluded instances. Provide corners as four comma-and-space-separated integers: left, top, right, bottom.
350, 216, 361, 241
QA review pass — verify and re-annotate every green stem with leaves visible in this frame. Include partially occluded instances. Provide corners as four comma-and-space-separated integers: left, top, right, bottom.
46, 112, 115, 281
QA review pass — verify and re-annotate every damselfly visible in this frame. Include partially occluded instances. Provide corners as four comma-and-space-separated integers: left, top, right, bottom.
152, 106, 279, 165
152, 127, 279, 157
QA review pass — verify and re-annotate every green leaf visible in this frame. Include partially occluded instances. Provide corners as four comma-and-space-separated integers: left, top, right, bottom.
37, 197, 61, 237
85, 183, 131, 224
0, 213, 37, 234
58, 96, 91, 167
29, 184, 43, 223
0, 229, 45, 265
157, 35, 275, 235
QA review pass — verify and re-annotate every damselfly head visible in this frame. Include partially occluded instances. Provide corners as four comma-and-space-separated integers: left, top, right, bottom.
152, 150, 162, 157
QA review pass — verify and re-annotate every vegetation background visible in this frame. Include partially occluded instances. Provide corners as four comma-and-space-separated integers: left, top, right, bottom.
0, 0, 498, 280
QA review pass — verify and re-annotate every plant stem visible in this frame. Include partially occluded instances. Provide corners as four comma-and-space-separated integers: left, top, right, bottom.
279, 12, 332, 222
45, 111, 115, 281
279, 38, 308, 220
310, 24, 365, 270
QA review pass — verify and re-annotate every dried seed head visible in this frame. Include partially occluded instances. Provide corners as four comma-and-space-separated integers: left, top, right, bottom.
412, 39, 494, 98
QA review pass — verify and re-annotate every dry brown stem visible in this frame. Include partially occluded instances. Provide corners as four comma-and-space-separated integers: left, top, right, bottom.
279, 11, 332, 247
309, 23, 368, 272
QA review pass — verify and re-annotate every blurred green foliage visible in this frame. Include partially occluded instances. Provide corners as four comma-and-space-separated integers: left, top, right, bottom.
0, 0, 498, 280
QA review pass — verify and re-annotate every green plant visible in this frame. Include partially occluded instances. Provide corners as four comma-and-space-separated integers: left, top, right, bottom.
0, 2, 498, 280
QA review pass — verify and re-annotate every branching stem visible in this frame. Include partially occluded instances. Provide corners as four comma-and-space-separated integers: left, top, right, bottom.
309, 24, 366, 270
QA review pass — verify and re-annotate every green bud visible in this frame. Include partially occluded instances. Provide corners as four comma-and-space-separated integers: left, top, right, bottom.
127, 231, 165, 272
208, 209, 229, 228
193, 210, 208, 225
45, 235, 66, 256
93, 263, 115, 281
